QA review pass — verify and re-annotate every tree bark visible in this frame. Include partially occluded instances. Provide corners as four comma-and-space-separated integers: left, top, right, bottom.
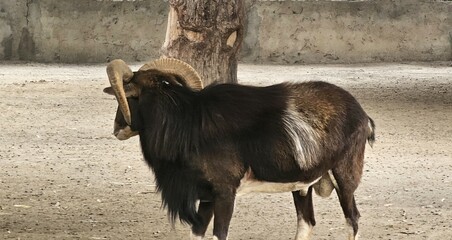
161, 0, 245, 85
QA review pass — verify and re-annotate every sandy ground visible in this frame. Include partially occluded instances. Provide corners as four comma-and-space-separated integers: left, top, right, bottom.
0, 62, 451, 240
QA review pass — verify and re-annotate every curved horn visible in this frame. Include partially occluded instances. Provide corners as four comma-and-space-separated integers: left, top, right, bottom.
106, 59, 134, 125
140, 58, 203, 90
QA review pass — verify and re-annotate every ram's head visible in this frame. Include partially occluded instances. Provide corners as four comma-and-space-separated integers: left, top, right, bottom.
103, 58, 203, 140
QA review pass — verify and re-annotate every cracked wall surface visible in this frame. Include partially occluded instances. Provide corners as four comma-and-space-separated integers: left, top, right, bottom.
242, 0, 452, 63
0, 0, 168, 63
0, 0, 27, 60
0, 0, 451, 63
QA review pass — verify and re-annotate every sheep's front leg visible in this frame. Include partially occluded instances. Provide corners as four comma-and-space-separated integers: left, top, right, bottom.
292, 188, 315, 240
191, 201, 215, 239
212, 193, 236, 240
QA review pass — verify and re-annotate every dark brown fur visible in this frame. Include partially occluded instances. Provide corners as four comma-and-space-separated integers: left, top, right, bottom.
104, 70, 375, 240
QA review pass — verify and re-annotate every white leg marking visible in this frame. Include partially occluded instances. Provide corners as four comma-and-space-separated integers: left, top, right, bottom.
190, 232, 203, 240
295, 218, 313, 240
345, 218, 358, 240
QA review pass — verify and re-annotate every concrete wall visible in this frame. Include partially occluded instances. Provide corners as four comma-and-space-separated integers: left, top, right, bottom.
243, 0, 452, 64
0, 0, 451, 64
0, 0, 168, 62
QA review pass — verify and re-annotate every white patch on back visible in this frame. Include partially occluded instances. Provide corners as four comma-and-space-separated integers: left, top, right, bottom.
282, 107, 321, 169
236, 169, 321, 196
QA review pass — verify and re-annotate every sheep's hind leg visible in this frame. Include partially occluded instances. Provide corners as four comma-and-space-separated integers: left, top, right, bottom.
332, 154, 364, 240
335, 188, 360, 240
292, 187, 315, 240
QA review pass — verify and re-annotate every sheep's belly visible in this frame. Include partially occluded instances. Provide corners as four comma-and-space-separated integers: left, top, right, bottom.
236, 176, 321, 196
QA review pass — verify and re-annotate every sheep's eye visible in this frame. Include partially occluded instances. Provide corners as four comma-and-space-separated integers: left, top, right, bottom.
162, 80, 170, 85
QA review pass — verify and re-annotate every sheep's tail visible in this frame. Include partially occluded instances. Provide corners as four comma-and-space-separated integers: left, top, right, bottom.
367, 117, 376, 147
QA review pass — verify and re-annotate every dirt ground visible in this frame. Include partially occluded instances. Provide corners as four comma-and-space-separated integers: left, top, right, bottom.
0, 62, 451, 240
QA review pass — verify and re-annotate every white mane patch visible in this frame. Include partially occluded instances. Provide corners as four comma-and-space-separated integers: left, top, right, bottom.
282, 107, 321, 170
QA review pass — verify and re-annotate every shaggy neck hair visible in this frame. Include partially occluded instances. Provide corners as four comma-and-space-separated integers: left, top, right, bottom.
138, 82, 290, 163
135, 82, 290, 225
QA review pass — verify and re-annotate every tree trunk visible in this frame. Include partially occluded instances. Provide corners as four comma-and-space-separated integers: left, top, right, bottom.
161, 0, 245, 85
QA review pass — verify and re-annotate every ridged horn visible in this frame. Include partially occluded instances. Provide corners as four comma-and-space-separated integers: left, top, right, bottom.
139, 58, 203, 90
106, 59, 134, 125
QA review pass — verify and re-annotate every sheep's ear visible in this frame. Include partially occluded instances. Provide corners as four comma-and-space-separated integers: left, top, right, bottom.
104, 85, 139, 97
103, 87, 115, 95
123, 83, 140, 97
